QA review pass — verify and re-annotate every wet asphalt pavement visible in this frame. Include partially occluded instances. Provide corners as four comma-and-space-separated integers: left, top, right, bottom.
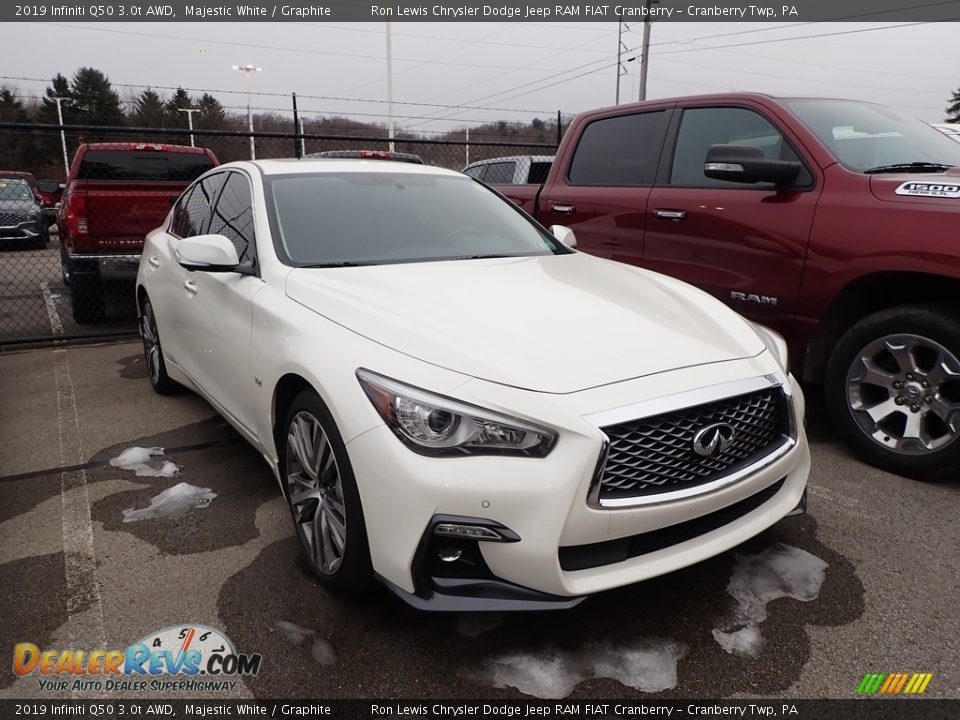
0, 339, 957, 700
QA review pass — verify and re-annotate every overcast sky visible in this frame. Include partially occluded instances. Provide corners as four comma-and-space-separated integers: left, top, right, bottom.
5, 21, 957, 134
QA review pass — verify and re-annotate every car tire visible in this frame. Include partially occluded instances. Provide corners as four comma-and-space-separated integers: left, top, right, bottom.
69, 272, 105, 324
280, 388, 373, 595
140, 295, 179, 395
825, 305, 960, 479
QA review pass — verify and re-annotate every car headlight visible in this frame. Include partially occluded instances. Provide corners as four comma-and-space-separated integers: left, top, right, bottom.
356, 368, 557, 458
749, 321, 789, 370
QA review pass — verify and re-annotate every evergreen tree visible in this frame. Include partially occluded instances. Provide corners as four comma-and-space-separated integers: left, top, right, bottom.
0, 87, 32, 169
131, 88, 167, 128
68, 67, 124, 127
946, 88, 960, 124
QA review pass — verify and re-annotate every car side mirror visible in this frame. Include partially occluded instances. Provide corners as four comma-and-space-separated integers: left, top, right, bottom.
704, 144, 802, 186
550, 224, 577, 249
38, 180, 62, 195
176, 234, 240, 272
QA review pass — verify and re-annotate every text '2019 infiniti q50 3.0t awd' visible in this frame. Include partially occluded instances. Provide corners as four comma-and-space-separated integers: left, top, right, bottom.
136, 156, 810, 611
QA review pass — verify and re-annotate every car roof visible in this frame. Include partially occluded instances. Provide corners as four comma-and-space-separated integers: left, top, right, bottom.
465, 155, 555, 168
247, 158, 465, 178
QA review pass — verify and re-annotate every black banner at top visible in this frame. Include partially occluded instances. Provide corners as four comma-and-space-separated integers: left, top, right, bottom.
4, 0, 960, 22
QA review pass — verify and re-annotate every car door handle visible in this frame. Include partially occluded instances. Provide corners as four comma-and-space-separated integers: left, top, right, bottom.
655, 209, 687, 220
148, 255, 160, 270
551, 204, 576, 214
183, 280, 198, 296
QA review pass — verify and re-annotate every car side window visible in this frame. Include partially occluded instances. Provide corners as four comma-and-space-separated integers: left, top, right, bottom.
568, 111, 668, 186
463, 166, 485, 180
483, 162, 517, 184
670, 107, 812, 188
170, 172, 225, 238
208, 172, 256, 264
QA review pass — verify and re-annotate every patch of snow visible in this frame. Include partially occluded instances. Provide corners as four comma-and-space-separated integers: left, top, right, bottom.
121, 483, 216, 522
274, 620, 337, 666
483, 639, 686, 699
456, 613, 504, 637
110, 446, 180, 477
712, 543, 828, 658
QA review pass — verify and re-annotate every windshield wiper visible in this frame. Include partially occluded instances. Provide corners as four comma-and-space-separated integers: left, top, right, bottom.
299, 261, 372, 268
863, 162, 953, 174
446, 254, 515, 261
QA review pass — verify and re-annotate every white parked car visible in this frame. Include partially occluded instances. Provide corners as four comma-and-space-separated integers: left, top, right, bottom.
136, 155, 810, 611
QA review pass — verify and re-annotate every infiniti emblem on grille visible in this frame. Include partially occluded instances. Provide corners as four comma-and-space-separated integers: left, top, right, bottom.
692, 422, 736, 457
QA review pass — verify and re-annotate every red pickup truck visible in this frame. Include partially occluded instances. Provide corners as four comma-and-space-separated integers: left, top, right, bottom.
491, 93, 960, 479
58, 143, 218, 324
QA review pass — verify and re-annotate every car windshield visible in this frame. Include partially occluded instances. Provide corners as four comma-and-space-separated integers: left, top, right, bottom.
268, 171, 565, 266
0, 179, 34, 202
785, 99, 960, 172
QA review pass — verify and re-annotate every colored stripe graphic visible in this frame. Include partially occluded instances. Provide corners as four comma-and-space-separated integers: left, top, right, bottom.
858, 673, 932, 694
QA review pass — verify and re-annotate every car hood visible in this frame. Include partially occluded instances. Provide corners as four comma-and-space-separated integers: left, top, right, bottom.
869, 167, 960, 206
285, 253, 765, 394
0, 200, 38, 212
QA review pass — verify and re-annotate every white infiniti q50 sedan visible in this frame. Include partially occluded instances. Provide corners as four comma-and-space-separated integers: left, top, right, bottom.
136, 156, 810, 611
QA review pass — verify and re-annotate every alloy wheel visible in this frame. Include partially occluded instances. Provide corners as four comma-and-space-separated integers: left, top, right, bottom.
285, 411, 347, 575
141, 302, 161, 387
846, 333, 960, 454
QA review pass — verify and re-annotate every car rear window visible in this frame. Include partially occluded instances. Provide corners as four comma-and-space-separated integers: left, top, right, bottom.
76, 151, 215, 182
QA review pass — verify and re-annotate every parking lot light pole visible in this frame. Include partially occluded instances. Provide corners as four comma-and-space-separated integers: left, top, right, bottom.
385, 22, 395, 152
637, 0, 657, 101
51, 96, 70, 178
232, 64, 262, 159
176, 107, 199, 147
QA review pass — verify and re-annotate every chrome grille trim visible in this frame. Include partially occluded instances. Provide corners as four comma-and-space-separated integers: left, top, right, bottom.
584, 374, 796, 509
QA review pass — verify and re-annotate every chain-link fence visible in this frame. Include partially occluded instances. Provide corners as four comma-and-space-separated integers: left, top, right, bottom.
0, 122, 557, 345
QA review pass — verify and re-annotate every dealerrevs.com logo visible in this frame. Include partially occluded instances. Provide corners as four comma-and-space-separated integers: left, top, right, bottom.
13, 624, 261, 693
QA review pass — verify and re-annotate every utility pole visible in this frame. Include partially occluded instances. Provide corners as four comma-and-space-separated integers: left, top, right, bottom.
50, 96, 70, 178
615, 21, 627, 104
292, 92, 301, 159
232, 63, 262, 159
637, 0, 655, 102
465, 128, 469, 166
385, 22, 395, 152
177, 107, 199, 147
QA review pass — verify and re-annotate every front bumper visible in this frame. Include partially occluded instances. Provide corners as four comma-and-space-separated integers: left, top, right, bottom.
347, 358, 810, 609
0, 221, 41, 240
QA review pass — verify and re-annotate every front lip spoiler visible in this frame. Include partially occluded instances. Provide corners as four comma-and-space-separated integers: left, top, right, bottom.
377, 574, 585, 612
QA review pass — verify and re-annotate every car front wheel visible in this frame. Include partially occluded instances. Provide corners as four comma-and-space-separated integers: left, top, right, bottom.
825, 305, 960, 479
281, 389, 372, 595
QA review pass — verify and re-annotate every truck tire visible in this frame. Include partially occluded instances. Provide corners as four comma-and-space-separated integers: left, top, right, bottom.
825, 305, 960, 479
69, 269, 106, 324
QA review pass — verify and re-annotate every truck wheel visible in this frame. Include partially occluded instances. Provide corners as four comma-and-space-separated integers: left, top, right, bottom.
69, 273, 106, 324
825, 305, 960, 479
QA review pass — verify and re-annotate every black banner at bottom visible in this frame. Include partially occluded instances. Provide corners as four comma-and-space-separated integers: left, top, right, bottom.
1, 699, 957, 720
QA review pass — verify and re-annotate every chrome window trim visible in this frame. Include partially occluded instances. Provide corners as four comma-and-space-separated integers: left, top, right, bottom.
584, 373, 796, 510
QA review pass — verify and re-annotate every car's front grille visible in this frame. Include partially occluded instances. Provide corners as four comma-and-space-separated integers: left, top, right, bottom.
596, 388, 788, 503
0, 211, 30, 226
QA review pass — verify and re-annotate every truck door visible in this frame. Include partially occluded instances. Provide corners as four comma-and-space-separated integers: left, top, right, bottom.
644, 104, 821, 331
538, 108, 672, 266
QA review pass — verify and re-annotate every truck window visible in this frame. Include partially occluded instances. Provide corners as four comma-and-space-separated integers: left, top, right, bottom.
483, 162, 517, 184
528, 161, 551, 184
568, 111, 666, 186
77, 150, 215, 182
208, 172, 256, 263
670, 107, 810, 188
170, 173, 225, 238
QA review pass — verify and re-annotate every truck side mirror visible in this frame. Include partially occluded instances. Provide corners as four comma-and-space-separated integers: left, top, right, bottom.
704, 144, 801, 186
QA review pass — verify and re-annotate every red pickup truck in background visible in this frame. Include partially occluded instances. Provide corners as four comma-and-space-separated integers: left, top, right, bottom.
491, 93, 960, 479
58, 143, 218, 324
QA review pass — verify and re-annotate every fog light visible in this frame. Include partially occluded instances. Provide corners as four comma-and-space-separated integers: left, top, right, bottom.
433, 523, 503, 541
437, 549, 463, 563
